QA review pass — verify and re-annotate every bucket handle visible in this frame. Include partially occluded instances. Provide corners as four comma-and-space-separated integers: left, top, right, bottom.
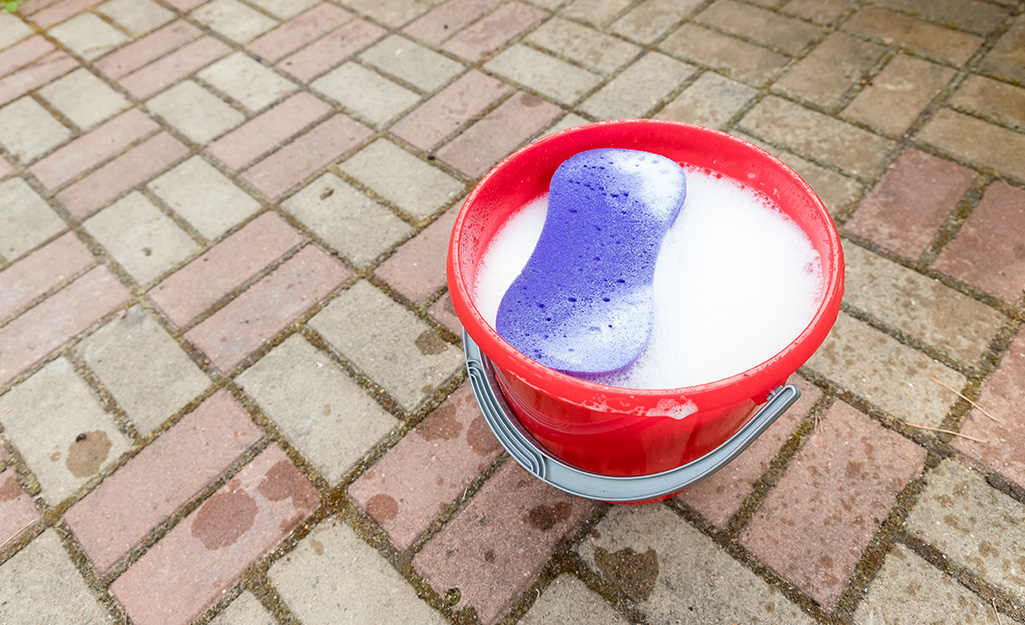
464, 332, 801, 502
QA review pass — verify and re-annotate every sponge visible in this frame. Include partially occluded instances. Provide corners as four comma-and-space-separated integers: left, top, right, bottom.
496, 148, 686, 375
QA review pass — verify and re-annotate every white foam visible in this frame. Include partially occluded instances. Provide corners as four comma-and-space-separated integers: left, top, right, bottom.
473, 167, 824, 390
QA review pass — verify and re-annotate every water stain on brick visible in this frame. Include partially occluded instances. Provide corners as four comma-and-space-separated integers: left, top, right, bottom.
310, 537, 325, 555
594, 546, 659, 603
258, 459, 319, 511
415, 330, 448, 355
65, 430, 112, 478
192, 489, 258, 549
525, 501, 572, 531
322, 403, 331, 416
466, 416, 501, 456
0, 473, 22, 501
366, 492, 399, 522
418, 404, 462, 441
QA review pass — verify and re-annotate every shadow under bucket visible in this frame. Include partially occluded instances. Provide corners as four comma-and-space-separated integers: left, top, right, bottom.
446, 120, 844, 504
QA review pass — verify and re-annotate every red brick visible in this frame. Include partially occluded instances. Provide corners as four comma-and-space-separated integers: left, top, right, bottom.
94, 21, 202, 80
348, 383, 502, 550
391, 70, 511, 151
206, 92, 332, 171
30, 109, 159, 190
0, 50, 77, 107
933, 181, 1025, 304
0, 232, 94, 324
402, 0, 502, 45
185, 245, 351, 372
0, 266, 130, 388
277, 18, 386, 83
29, 0, 101, 28
0, 467, 41, 547
241, 114, 372, 200
441, 1, 548, 62
66, 391, 263, 573
677, 375, 821, 529
413, 461, 593, 625
110, 444, 319, 625
20, 0, 60, 14
119, 36, 231, 100
375, 209, 456, 304
247, 3, 353, 63
436, 91, 561, 178
0, 35, 53, 78
740, 401, 926, 608
844, 149, 977, 261
149, 213, 306, 327
428, 293, 462, 335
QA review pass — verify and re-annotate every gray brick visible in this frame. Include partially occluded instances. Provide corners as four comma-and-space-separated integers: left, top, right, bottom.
950, 75, 1025, 131
0, 178, 66, 263
657, 71, 756, 129
341, 0, 440, 27
37, 69, 130, 131
149, 156, 261, 240
483, 44, 603, 105
0, 97, 70, 163
49, 14, 129, 60
0, 12, 32, 50
610, 0, 702, 44
578, 52, 696, 120
146, 80, 245, 145
979, 14, 1025, 84
281, 173, 412, 267
311, 62, 420, 128
309, 280, 463, 412
577, 506, 814, 624
237, 335, 397, 484
210, 592, 276, 625
660, 23, 788, 87
774, 32, 885, 110
190, 0, 278, 44
0, 358, 131, 503
339, 139, 462, 220
526, 17, 641, 75
248, 0, 318, 19
562, 0, 632, 25
697, 0, 822, 56
270, 518, 447, 624
80, 305, 210, 436
98, 0, 174, 36
359, 35, 463, 92
521, 575, 629, 625
844, 54, 956, 137
915, 109, 1025, 183
197, 51, 298, 113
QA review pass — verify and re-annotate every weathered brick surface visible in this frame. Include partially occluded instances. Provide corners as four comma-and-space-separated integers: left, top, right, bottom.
246, 3, 352, 62
146, 80, 245, 145
0, 232, 93, 323
697, 0, 821, 55
402, 0, 502, 45
197, 51, 298, 114
38, 68, 129, 131
660, 23, 787, 86
374, 208, 457, 304
774, 32, 884, 110
980, 14, 1025, 84
520, 575, 629, 625
0, 466, 41, 547
916, 108, 1025, 182
119, 36, 231, 99
484, 44, 601, 105
578, 52, 695, 120
0, 96, 70, 163
843, 54, 956, 137
276, 18, 386, 83
0, 35, 52, 78
527, 16, 639, 75
657, 71, 756, 129
360, 34, 464, 92
190, 0, 278, 45
440, 1, 547, 62
149, 157, 261, 240
2, 176, 67, 262
0, 50, 77, 106
844, 6, 983, 65
94, 20, 201, 79
311, 61, 419, 128
950, 75, 1025, 131
610, 0, 701, 44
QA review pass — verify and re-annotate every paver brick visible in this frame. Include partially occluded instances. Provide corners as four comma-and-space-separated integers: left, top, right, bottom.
562, 0, 632, 26
843, 242, 1005, 365
872, 0, 1008, 36
0, 12, 33, 51
246, 3, 353, 62
210, 592, 276, 625
348, 383, 503, 550
247, 0, 318, 19
439, 1, 547, 62
0, 232, 94, 324
0, 96, 70, 163
29, 108, 158, 190
65, 390, 262, 573
526, 16, 640, 75
207, 91, 331, 171
360, 34, 464, 92
341, 0, 441, 27
56, 131, 189, 220
97, 0, 174, 36
428, 293, 462, 335
0, 35, 53, 78
933, 181, 1025, 304
38, 68, 129, 131
119, 36, 232, 100
271, 518, 447, 624
148, 212, 305, 327
241, 113, 372, 200
0, 466, 41, 548
660, 23, 788, 87
0, 177, 66, 263
163, 0, 206, 11
656, 71, 756, 129
402, 0, 501, 45
0, 530, 111, 624
83, 192, 198, 286
579, 52, 695, 120
484, 44, 602, 106
844, 6, 983, 65
146, 80, 245, 145
804, 312, 965, 427
197, 51, 298, 113
110, 444, 320, 625
740, 401, 926, 607
916, 108, 1025, 184
783, 0, 850, 24
906, 460, 1025, 604
94, 20, 201, 80
390, 69, 511, 151
190, 0, 278, 44
80, 305, 210, 435
280, 172, 411, 267
414, 461, 593, 625
610, 0, 700, 44
950, 75, 1025, 131
697, 0, 821, 56
149, 156, 261, 239
979, 15, 1025, 84
520, 575, 628, 625
774, 32, 885, 110
435, 91, 561, 178
678, 375, 820, 529
0, 267, 129, 388
310, 61, 419, 128
341, 139, 463, 219
48, 13, 129, 61
844, 149, 977, 260
276, 18, 386, 83
238, 335, 396, 484
186, 244, 350, 372
578, 505, 814, 624
954, 327, 1025, 489
0, 50, 78, 107
0, 357, 132, 502
309, 280, 463, 411
28, 0, 102, 28
740, 96, 896, 179
844, 54, 956, 137
375, 208, 456, 303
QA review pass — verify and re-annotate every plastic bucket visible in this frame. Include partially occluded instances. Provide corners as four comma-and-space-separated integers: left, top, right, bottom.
447, 119, 843, 502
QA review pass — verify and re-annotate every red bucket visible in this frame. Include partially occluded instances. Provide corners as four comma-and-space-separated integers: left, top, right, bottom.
447, 120, 843, 498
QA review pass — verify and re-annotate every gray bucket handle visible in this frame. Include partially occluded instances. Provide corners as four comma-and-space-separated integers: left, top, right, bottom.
464, 332, 800, 502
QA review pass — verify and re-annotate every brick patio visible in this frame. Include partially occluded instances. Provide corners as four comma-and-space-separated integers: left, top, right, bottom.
0, 0, 1023, 623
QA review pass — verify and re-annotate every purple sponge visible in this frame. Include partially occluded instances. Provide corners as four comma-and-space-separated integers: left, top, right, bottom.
496, 148, 686, 375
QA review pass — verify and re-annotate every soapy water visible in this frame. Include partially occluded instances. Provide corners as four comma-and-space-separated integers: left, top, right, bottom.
473, 166, 825, 390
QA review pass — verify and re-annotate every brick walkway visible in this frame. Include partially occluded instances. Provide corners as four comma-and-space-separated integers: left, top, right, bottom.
0, 0, 1023, 623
